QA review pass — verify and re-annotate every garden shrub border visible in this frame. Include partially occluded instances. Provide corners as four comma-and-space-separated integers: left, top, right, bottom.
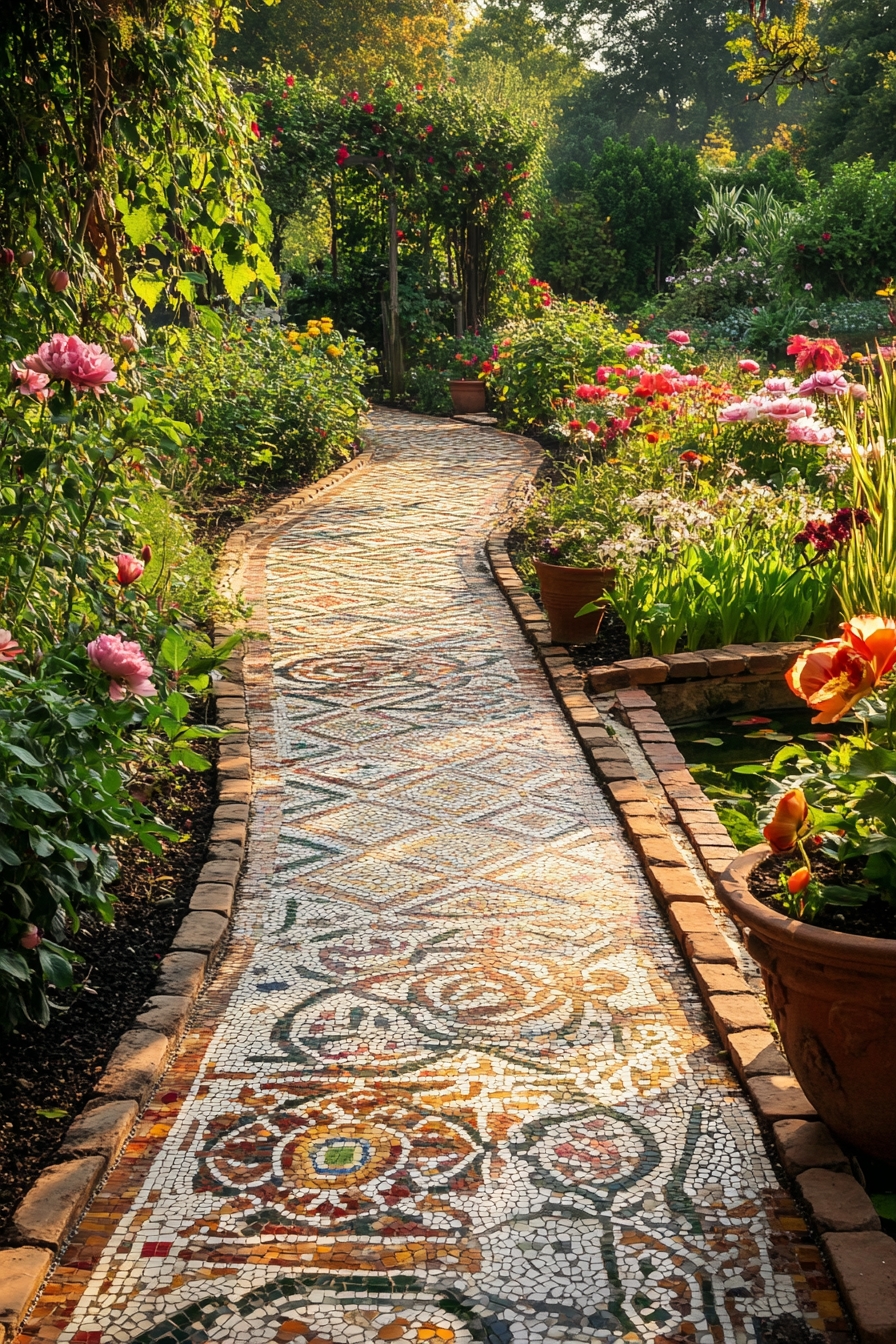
0, 448, 373, 1344
487, 526, 896, 1344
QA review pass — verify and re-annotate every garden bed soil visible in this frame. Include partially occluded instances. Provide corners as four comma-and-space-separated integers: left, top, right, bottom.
0, 730, 218, 1241
749, 851, 896, 941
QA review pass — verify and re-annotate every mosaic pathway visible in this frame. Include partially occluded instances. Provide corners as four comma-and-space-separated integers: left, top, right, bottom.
22, 412, 847, 1344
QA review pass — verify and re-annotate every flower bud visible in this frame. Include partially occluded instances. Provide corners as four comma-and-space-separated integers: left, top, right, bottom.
49, 268, 70, 292
0, 248, 14, 267
20, 924, 42, 950
787, 866, 812, 895
141, 544, 152, 563
17, 249, 35, 266
194, 409, 204, 425
119, 333, 139, 354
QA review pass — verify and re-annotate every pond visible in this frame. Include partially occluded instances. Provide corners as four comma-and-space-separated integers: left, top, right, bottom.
672, 708, 853, 850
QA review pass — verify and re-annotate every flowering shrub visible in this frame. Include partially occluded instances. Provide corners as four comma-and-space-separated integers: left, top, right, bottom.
486, 294, 624, 430
0, 332, 237, 1029
143, 317, 374, 488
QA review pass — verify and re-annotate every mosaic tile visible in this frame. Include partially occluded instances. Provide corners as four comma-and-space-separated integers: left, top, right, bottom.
21, 412, 848, 1344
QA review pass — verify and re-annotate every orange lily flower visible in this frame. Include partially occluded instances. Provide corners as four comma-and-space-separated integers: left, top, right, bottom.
785, 615, 896, 723
763, 789, 810, 853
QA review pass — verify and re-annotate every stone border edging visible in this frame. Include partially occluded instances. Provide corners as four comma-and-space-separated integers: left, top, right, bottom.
587, 640, 814, 692
0, 449, 374, 1344
486, 530, 896, 1344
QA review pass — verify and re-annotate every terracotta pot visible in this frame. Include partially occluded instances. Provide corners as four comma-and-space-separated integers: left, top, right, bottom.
449, 378, 487, 414
718, 844, 896, 1161
533, 559, 616, 645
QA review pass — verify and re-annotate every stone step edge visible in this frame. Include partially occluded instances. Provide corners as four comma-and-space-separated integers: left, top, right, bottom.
485, 530, 894, 1344
587, 641, 815, 692
0, 442, 380, 1342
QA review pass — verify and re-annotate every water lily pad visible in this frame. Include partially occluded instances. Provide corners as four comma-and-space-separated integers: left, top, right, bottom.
693, 736, 724, 746
731, 715, 772, 725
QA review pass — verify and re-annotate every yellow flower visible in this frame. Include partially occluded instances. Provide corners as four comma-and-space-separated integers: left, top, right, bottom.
307, 326, 321, 338
326, 344, 343, 358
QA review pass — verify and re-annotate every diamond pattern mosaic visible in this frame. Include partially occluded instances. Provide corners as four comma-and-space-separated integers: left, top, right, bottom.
22, 412, 847, 1344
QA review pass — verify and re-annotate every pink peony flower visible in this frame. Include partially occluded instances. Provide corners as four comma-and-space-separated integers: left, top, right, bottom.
718, 401, 759, 423
24, 334, 116, 395
667, 330, 690, 345
763, 397, 816, 420
799, 370, 849, 396
786, 420, 836, 445
0, 629, 23, 660
625, 341, 653, 358
115, 553, 144, 586
738, 359, 761, 373
87, 633, 156, 702
764, 376, 795, 394
19, 925, 42, 950
10, 362, 53, 401
673, 374, 701, 389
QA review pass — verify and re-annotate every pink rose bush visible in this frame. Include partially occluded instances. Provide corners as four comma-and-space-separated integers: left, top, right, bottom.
23, 333, 116, 395
87, 633, 157, 701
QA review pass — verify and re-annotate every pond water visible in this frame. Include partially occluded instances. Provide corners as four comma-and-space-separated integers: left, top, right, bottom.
672, 708, 853, 850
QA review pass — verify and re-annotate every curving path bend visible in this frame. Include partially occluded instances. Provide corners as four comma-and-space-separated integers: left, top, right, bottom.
23, 411, 844, 1344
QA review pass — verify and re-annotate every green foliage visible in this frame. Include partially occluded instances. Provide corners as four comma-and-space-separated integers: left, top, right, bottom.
791, 159, 896, 299
0, 371, 188, 652
143, 318, 374, 489
0, 0, 274, 349
543, 138, 703, 307
489, 294, 624, 429
531, 200, 625, 301
838, 355, 896, 618
0, 656, 176, 1030
580, 484, 836, 655
807, 0, 896, 172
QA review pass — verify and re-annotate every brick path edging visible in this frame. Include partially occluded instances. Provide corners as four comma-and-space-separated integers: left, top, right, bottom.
0, 450, 374, 1344
486, 529, 896, 1344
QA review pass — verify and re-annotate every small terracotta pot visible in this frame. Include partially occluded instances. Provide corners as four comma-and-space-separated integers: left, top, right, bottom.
533, 559, 616, 645
449, 378, 487, 414
718, 845, 896, 1161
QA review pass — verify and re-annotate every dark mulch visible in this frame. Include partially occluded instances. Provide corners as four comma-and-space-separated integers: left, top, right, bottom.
188, 484, 296, 554
567, 607, 632, 670
750, 851, 896, 941
0, 732, 218, 1240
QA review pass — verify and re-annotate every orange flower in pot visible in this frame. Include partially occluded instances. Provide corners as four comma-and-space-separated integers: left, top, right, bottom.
717, 615, 896, 1161
785, 614, 896, 722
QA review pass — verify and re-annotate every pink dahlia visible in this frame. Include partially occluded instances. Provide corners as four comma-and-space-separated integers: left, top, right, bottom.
24, 334, 116, 395
87, 633, 156, 702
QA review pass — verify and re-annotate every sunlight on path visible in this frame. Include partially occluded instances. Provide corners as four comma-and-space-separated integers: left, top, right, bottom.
24, 411, 839, 1344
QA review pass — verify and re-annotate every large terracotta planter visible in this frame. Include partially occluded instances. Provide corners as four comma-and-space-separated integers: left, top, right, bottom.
449, 378, 487, 414
718, 845, 896, 1161
533, 559, 616, 645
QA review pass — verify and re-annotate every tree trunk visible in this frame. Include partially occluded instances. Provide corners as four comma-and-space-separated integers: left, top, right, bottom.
386, 191, 404, 396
